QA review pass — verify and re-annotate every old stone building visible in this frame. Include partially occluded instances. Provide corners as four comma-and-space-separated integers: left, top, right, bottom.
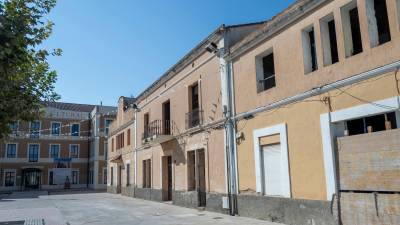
0, 102, 116, 191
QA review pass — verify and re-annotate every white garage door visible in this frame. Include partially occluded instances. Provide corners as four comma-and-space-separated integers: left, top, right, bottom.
262, 144, 283, 196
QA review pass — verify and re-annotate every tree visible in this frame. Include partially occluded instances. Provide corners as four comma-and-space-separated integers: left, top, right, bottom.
0, 0, 61, 139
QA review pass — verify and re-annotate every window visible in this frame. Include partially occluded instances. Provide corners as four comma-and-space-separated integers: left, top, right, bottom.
30, 121, 40, 138
49, 144, 60, 158
346, 112, 397, 136
256, 52, 276, 92
142, 159, 151, 188
302, 26, 318, 73
143, 113, 150, 138
49, 171, 54, 185
127, 129, 131, 146
126, 163, 130, 186
103, 168, 107, 184
51, 122, 61, 136
341, 1, 363, 57
111, 138, 114, 152
111, 167, 114, 186
72, 171, 79, 184
190, 83, 199, 111
104, 143, 108, 160
5, 171, 15, 186
366, 0, 391, 47
71, 124, 80, 136
320, 14, 339, 66
6, 144, 17, 158
28, 144, 39, 162
105, 119, 113, 136
9, 121, 18, 135
116, 133, 124, 150
70, 144, 79, 158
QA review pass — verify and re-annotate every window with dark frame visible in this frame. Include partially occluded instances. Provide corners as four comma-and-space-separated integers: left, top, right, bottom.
71, 124, 80, 136
50, 144, 60, 158
259, 53, 276, 92
105, 119, 113, 136
346, 112, 397, 136
6, 144, 17, 158
51, 122, 61, 136
28, 144, 39, 162
30, 121, 40, 138
70, 144, 79, 158
5, 171, 15, 186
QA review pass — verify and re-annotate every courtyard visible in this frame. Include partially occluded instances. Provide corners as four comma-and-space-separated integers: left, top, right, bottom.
0, 192, 281, 225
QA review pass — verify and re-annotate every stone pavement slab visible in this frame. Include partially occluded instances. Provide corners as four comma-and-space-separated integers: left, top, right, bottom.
0, 192, 284, 225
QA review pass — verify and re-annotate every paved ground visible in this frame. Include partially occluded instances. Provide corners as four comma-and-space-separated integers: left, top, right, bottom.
0, 192, 282, 225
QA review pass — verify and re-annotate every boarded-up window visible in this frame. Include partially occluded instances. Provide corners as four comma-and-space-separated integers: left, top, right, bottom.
143, 159, 151, 188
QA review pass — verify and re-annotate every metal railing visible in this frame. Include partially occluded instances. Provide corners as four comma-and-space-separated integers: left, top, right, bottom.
142, 120, 176, 140
185, 109, 204, 129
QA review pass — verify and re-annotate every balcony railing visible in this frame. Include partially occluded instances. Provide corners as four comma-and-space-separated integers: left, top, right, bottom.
185, 109, 204, 129
142, 120, 176, 142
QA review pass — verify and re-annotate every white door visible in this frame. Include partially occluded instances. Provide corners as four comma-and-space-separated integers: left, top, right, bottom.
262, 144, 283, 196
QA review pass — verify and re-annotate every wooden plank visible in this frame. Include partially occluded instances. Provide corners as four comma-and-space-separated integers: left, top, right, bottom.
338, 129, 400, 192
340, 193, 400, 225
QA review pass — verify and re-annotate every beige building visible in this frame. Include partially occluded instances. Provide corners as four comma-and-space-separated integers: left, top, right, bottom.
227, 0, 400, 224
107, 23, 263, 212
0, 102, 116, 192
107, 0, 400, 224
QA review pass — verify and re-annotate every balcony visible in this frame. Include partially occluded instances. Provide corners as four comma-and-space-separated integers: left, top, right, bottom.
142, 120, 176, 144
185, 109, 203, 129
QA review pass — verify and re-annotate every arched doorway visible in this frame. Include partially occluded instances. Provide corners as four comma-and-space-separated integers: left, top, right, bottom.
22, 168, 42, 190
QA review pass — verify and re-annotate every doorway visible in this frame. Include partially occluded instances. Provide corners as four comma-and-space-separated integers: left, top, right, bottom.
261, 144, 284, 196
23, 168, 41, 190
187, 149, 206, 207
117, 165, 122, 193
162, 156, 173, 201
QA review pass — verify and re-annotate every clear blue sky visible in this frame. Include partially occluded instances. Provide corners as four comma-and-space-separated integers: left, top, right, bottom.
43, 0, 295, 106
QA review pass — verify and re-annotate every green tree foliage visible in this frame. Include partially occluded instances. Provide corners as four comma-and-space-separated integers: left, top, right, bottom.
0, 0, 60, 138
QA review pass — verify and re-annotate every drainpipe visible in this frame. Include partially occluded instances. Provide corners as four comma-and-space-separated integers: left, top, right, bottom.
134, 110, 138, 194
87, 113, 92, 189
218, 29, 238, 215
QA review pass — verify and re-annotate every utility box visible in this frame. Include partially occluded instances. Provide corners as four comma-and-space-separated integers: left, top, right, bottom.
222, 196, 229, 209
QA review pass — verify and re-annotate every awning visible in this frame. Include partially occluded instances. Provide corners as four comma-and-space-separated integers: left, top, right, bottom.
110, 155, 123, 164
